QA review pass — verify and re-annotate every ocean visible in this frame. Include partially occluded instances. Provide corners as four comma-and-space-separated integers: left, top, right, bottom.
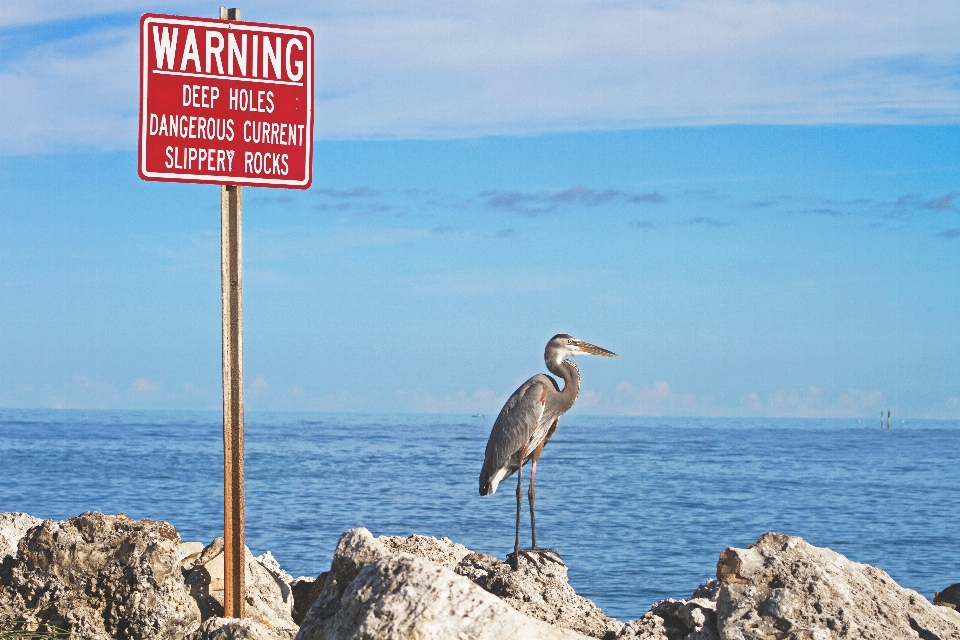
0, 409, 957, 621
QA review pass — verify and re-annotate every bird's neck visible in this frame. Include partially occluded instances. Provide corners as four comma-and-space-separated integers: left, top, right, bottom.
547, 358, 580, 412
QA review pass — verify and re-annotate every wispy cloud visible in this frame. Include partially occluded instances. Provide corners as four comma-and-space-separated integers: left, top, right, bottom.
922, 192, 959, 211
133, 378, 160, 393
610, 380, 708, 417
316, 187, 383, 199
395, 387, 506, 414
740, 386, 884, 418
938, 228, 960, 238
685, 216, 735, 228
480, 186, 667, 216
3, 2, 959, 152
632, 216, 735, 230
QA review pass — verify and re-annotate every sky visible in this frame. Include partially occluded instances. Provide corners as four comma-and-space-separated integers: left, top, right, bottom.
1, 1, 958, 418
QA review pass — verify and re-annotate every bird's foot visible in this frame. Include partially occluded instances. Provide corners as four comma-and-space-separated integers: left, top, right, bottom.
506, 548, 564, 570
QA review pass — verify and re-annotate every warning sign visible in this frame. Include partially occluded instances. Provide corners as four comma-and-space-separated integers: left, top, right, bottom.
138, 14, 314, 189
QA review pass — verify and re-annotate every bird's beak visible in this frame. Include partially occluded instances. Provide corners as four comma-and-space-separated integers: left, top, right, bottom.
574, 341, 618, 357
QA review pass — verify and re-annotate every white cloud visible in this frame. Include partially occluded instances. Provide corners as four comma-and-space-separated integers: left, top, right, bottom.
740, 386, 884, 418
610, 380, 708, 416
2, 1, 958, 152
133, 378, 160, 393
395, 387, 506, 414
247, 374, 269, 398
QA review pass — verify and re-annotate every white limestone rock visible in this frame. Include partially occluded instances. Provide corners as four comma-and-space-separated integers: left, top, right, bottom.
0, 511, 200, 640
0, 512, 41, 562
301, 551, 593, 640
715, 532, 960, 640
184, 537, 297, 635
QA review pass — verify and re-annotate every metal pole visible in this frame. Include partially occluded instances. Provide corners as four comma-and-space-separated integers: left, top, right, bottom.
220, 5, 244, 620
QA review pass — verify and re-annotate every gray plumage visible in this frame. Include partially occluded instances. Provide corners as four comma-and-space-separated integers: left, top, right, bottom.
478, 334, 617, 564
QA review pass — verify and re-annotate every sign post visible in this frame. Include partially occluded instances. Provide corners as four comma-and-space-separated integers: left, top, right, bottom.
138, 7, 314, 618
219, 6, 245, 620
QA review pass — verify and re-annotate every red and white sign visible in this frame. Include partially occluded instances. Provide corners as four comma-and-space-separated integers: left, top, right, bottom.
139, 14, 314, 189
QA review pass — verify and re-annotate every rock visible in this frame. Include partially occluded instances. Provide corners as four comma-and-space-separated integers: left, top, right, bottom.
291, 573, 327, 625
715, 532, 960, 640
614, 581, 720, 640
300, 551, 592, 640
0, 512, 41, 562
258, 550, 294, 584
455, 551, 624, 638
184, 537, 297, 635
180, 541, 207, 564
295, 528, 391, 638
186, 616, 297, 640
934, 583, 960, 610
377, 533, 471, 570
0, 511, 200, 640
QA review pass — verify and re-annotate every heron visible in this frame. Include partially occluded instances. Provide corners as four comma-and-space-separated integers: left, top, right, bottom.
479, 334, 618, 568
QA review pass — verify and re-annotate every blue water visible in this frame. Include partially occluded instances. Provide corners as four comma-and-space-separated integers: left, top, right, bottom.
0, 409, 957, 621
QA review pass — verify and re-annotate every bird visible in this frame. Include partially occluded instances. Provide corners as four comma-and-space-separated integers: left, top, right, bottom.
479, 334, 618, 569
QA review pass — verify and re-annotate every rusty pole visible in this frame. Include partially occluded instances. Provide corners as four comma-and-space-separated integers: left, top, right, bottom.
220, 3, 245, 620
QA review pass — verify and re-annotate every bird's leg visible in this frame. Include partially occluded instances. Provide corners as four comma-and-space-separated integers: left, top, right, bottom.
522, 442, 564, 567
510, 444, 528, 570
528, 440, 545, 550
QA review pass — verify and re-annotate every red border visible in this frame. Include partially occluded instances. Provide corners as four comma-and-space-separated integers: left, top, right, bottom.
138, 13, 314, 189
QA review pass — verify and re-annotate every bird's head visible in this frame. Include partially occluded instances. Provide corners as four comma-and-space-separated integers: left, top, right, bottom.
545, 334, 618, 368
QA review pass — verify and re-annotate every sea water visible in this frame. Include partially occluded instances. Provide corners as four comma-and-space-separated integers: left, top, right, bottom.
0, 409, 957, 621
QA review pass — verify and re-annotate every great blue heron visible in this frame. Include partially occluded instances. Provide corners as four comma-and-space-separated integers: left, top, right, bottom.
479, 334, 618, 568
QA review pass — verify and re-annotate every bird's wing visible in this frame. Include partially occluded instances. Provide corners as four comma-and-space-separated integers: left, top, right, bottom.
479, 375, 549, 495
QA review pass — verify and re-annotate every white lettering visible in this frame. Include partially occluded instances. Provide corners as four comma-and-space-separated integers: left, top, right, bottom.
149, 113, 159, 135
165, 146, 174, 168
153, 26, 178, 70
262, 36, 281, 80
285, 38, 304, 81
180, 29, 201, 72
228, 33, 247, 76
265, 91, 274, 114
205, 30, 225, 74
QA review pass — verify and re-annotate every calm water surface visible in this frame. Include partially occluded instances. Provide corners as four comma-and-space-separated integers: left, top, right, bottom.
0, 409, 957, 621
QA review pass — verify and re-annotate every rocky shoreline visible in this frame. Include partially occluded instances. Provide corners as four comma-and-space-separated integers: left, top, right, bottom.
1, 511, 957, 639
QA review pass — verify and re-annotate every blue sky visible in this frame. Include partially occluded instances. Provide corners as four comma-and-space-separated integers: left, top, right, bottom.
1, 2, 958, 417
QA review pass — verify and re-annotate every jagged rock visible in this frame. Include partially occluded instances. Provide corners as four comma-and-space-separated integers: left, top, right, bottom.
0, 511, 200, 640
180, 541, 207, 564
258, 551, 294, 585
455, 551, 624, 638
296, 528, 391, 639
299, 551, 592, 640
715, 532, 960, 640
0, 512, 41, 561
184, 537, 297, 635
377, 533, 471, 570
291, 573, 327, 625
613, 581, 720, 640
934, 583, 960, 610
186, 616, 297, 640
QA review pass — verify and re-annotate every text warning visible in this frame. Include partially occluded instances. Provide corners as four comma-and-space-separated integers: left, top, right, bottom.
138, 14, 314, 189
